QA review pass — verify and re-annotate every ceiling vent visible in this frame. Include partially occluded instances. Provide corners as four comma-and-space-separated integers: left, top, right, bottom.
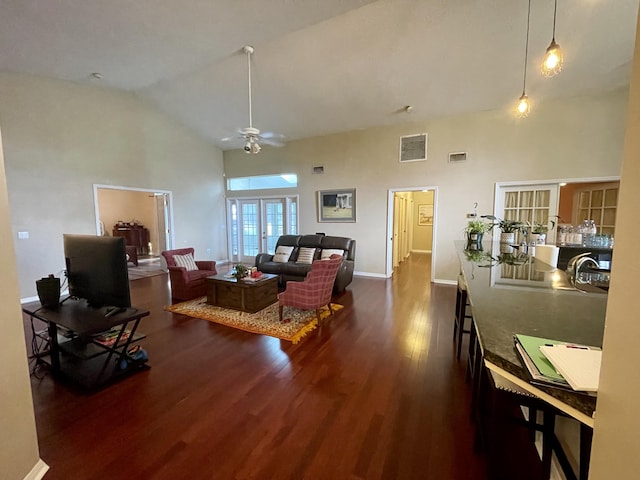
312, 165, 325, 174
399, 133, 427, 163
448, 152, 467, 163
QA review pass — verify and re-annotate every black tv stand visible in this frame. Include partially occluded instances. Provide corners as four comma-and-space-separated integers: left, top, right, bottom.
22, 298, 150, 389
104, 306, 126, 318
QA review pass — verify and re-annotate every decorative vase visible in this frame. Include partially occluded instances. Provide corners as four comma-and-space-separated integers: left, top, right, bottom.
500, 232, 515, 244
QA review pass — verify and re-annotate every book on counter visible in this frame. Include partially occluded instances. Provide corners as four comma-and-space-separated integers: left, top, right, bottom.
514, 334, 570, 389
539, 344, 602, 392
514, 334, 601, 393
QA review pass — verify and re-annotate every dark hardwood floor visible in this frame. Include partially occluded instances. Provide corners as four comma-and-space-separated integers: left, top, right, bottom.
25, 253, 487, 480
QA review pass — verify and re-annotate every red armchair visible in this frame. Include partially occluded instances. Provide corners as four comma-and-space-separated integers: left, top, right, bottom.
278, 254, 343, 323
161, 248, 217, 301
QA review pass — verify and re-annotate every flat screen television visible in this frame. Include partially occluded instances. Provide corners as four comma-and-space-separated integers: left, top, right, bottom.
63, 234, 131, 310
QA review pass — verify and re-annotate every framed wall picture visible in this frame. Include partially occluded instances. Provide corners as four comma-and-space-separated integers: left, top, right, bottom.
318, 189, 356, 222
418, 204, 433, 226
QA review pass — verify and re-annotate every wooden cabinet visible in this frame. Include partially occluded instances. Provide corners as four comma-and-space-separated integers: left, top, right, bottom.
113, 223, 150, 255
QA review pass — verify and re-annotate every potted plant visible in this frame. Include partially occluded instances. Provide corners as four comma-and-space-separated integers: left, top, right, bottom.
233, 264, 249, 280
464, 218, 491, 249
482, 215, 523, 244
529, 219, 556, 245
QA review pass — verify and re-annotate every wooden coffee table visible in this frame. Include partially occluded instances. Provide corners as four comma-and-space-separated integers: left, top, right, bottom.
205, 273, 279, 313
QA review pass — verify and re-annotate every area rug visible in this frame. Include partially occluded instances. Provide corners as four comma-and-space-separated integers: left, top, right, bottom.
128, 258, 167, 281
163, 297, 343, 344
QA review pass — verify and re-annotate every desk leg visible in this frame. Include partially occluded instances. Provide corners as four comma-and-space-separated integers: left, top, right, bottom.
47, 320, 60, 372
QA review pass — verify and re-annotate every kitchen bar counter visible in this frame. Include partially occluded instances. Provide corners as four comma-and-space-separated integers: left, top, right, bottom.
456, 241, 607, 421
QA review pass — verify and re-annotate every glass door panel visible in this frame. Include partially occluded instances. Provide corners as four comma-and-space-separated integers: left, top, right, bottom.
227, 196, 299, 264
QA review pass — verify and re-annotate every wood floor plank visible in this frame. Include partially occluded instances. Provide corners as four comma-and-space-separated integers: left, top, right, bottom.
25, 253, 487, 479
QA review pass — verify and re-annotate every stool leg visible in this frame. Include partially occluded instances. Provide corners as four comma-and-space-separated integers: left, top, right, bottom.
453, 286, 462, 341
456, 289, 468, 360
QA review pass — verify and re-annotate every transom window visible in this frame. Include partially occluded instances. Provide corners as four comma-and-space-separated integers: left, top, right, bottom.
227, 174, 297, 191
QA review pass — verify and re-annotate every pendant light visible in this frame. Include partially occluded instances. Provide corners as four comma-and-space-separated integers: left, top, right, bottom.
541, 0, 563, 77
516, 0, 532, 118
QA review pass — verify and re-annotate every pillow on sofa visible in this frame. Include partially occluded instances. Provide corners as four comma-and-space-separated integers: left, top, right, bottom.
173, 253, 198, 271
296, 247, 316, 264
320, 248, 344, 260
273, 245, 294, 263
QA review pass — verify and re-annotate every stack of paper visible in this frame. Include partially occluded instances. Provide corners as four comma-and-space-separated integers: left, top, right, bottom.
539, 344, 602, 392
513, 334, 570, 389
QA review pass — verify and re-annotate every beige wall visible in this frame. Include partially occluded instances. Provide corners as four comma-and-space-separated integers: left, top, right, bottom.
0, 72, 227, 298
589, 5, 640, 478
0, 129, 43, 479
225, 89, 628, 281
97, 188, 160, 254
412, 190, 434, 252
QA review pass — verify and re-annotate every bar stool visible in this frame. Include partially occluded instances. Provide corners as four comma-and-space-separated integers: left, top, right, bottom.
453, 274, 473, 360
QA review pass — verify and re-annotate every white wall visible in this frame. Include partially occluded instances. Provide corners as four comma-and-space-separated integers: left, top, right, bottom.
0, 128, 44, 480
589, 5, 640, 478
0, 72, 227, 298
224, 89, 628, 281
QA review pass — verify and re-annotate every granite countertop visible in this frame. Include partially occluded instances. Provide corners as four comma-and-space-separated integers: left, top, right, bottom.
456, 241, 607, 418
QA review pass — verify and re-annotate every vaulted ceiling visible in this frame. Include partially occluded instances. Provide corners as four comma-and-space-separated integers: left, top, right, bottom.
1, 0, 638, 149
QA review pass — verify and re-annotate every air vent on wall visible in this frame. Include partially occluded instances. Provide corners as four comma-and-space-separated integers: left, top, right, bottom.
399, 133, 427, 163
448, 152, 467, 163
312, 165, 325, 174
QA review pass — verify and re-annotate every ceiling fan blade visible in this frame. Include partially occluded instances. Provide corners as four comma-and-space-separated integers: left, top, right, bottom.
260, 131, 285, 140
260, 137, 285, 147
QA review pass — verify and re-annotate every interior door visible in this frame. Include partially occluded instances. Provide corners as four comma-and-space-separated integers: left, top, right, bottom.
496, 184, 560, 244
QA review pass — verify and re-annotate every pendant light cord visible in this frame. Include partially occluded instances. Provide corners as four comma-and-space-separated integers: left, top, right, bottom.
552, 0, 558, 41
522, 0, 531, 96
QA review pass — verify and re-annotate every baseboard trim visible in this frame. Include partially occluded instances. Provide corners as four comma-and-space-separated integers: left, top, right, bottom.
433, 278, 456, 285
353, 271, 387, 279
24, 459, 49, 480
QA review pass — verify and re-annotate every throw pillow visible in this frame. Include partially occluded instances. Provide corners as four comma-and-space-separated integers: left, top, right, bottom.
273, 245, 294, 263
320, 248, 344, 260
296, 247, 316, 264
173, 253, 198, 271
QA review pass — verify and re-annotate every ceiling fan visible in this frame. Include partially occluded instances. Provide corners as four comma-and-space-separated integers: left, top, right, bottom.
223, 45, 284, 154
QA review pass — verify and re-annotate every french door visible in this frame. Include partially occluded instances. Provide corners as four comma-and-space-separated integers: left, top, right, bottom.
227, 196, 298, 264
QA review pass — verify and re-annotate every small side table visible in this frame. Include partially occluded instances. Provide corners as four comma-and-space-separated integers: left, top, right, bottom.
125, 245, 138, 266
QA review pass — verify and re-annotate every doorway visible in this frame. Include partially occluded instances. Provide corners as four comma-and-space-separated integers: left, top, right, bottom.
93, 184, 174, 256
226, 195, 299, 264
386, 187, 437, 280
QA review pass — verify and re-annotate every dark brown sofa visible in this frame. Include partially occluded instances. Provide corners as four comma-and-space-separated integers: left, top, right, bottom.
255, 234, 355, 292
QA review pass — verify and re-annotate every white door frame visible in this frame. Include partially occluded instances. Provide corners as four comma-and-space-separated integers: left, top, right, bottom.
386, 186, 438, 280
92, 184, 175, 251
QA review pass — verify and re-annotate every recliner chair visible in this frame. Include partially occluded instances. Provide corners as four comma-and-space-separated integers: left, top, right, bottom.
161, 248, 217, 301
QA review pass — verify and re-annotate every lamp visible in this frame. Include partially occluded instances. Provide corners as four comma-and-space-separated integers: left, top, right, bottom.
541, 0, 563, 77
515, 0, 532, 118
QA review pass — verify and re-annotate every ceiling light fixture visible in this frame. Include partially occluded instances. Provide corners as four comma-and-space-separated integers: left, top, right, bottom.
541, 0, 563, 77
516, 0, 532, 118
